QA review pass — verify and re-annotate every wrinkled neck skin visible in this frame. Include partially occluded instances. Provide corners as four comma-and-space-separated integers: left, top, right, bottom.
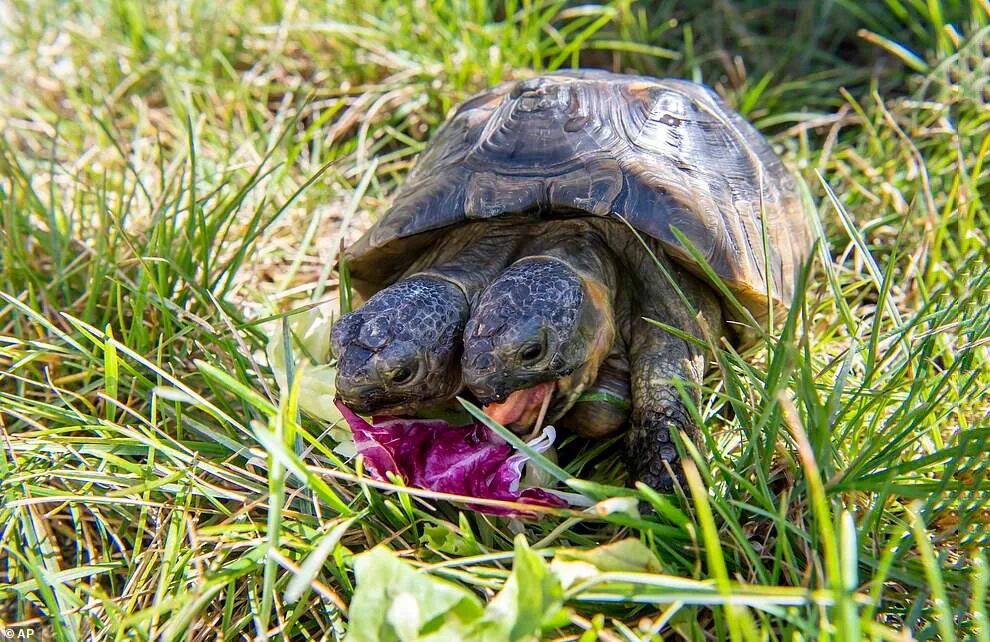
518, 219, 623, 422
549, 276, 616, 421
400, 220, 527, 306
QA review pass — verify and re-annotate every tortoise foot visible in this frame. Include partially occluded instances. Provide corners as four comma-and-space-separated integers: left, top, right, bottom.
625, 406, 695, 494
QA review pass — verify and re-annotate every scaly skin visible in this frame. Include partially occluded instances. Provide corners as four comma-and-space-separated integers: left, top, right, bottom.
332, 276, 469, 414
332, 223, 523, 415
620, 231, 724, 493
462, 220, 622, 428
463, 217, 724, 493
558, 341, 630, 439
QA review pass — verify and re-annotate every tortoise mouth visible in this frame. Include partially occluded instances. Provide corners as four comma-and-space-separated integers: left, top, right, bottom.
337, 386, 461, 418
483, 381, 556, 433
480, 351, 606, 434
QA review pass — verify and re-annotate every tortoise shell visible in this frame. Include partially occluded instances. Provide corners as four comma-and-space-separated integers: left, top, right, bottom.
345, 70, 814, 324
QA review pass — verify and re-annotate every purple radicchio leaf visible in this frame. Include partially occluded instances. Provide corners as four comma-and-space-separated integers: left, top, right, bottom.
334, 400, 567, 515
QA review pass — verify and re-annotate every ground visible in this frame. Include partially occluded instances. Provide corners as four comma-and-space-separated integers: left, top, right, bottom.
1, 1, 990, 640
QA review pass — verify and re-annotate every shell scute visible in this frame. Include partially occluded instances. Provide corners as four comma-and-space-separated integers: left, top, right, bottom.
346, 71, 814, 323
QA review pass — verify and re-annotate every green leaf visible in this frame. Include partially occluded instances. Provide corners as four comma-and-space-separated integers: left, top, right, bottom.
346, 537, 565, 642
421, 523, 482, 557
574, 390, 632, 410
266, 306, 343, 423
345, 547, 483, 642
554, 538, 662, 573
550, 538, 663, 590
470, 535, 564, 642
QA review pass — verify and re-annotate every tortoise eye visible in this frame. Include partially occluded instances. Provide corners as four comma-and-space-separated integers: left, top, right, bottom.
391, 366, 414, 385
519, 343, 544, 364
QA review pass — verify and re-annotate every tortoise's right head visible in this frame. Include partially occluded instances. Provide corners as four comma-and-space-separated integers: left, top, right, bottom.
331, 277, 468, 415
462, 258, 615, 431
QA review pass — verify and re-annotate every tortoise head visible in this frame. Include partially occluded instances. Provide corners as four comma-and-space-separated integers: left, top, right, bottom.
461, 257, 615, 431
331, 277, 468, 415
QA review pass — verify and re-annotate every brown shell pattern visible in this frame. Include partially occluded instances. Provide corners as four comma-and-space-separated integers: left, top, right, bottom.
346, 70, 815, 321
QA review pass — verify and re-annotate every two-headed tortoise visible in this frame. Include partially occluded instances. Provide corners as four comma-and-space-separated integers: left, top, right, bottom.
331, 70, 813, 491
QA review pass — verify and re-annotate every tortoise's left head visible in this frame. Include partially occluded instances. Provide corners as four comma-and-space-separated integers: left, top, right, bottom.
332, 276, 469, 415
462, 257, 615, 431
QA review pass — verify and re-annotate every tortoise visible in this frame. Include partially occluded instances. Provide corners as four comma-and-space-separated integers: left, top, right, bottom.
332, 70, 814, 490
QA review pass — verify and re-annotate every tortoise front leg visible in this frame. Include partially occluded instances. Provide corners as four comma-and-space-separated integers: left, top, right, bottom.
625, 262, 723, 493
626, 328, 705, 492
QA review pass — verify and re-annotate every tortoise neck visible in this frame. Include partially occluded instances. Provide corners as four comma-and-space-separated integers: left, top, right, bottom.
410, 222, 525, 303
515, 218, 620, 298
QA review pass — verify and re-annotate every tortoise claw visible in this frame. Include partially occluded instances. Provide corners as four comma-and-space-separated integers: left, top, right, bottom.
625, 406, 695, 494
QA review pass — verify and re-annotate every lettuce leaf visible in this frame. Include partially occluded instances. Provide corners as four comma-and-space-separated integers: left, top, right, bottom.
336, 400, 567, 515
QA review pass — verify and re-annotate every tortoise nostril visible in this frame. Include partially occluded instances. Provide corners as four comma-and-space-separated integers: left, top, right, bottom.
475, 354, 495, 371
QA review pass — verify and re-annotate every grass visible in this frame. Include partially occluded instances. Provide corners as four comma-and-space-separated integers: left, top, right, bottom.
2, 0, 990, 639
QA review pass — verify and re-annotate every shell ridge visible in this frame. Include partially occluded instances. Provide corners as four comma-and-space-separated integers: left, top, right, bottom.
346, 72, 812, 323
